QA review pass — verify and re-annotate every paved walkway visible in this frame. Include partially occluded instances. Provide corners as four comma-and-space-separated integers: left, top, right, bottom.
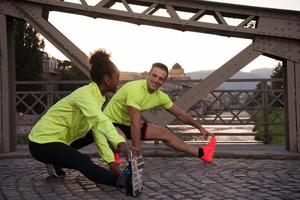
1, 143, 300, 199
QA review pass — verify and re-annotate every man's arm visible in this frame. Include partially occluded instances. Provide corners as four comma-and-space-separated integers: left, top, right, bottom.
167, 104, 209, 139
128, 106, 142, 156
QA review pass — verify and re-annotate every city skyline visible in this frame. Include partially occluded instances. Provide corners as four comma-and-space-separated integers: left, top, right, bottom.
43, 0, 300, 73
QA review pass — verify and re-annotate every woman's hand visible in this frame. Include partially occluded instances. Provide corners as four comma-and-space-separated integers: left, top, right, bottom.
108, 162, 121, 175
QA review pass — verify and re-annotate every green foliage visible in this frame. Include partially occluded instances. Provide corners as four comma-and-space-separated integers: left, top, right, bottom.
58, 60, 89, 81
14, 19, 45, 113
271, 62, 283, 79
252, 63, 284, 109
14, 19, 44, 82
253, 108, 286, 144
57, 60, 89, 91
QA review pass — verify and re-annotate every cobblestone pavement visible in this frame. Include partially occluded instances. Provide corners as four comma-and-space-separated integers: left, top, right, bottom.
1, 157, 300, 200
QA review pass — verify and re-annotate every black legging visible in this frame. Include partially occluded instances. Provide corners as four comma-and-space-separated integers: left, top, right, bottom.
28, 131, 118, 186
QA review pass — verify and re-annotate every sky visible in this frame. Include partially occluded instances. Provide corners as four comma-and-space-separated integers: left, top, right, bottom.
43, 0, 300, 73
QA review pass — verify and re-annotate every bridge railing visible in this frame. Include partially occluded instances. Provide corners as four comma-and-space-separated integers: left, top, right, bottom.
16, 78, 284, 144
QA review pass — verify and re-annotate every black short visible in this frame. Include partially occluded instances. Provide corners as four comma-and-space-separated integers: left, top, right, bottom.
113, 122, 148, 140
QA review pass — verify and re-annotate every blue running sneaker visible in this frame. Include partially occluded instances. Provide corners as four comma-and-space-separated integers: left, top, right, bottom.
120, 164, 133, 196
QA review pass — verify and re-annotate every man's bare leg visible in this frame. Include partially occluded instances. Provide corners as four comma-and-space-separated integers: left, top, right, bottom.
144, 123, 199, 156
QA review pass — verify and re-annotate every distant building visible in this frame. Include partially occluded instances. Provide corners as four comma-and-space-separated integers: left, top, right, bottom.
169, 63, 189, 80
119, 63, 190, 81
140, 71, 148, 79
119, 70, 149, 80
42, 51, 59, 80
42, 52, 59, 73
120, 71, 141, 80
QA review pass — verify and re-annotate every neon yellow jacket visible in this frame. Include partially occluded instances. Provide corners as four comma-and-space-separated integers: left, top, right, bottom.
29, 82, 125, 163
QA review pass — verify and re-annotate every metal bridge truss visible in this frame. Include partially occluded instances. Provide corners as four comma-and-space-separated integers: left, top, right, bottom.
1, 0, 300, 153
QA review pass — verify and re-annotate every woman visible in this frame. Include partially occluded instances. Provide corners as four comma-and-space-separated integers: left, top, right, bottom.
28, 49, 132, 191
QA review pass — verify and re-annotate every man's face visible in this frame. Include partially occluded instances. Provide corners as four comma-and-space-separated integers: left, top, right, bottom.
147, 66, 168, 93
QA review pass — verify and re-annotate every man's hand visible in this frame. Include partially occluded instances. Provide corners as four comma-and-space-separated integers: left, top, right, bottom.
117, 142, 131, 161
199, 127, 210, 140
132, 144, 142, 157
108, 162, 121, 175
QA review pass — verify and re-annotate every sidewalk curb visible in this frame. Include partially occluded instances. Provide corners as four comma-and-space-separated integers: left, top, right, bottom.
1, 150, 300, 160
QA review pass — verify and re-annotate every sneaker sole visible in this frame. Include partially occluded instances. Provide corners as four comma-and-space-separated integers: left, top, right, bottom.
45, 164, 65, 178
46, 164, 58, 177
209, 137, 217, 163
130, 156, 144, 197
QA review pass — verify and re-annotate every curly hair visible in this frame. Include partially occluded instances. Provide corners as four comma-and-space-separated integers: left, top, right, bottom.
89, 49, 117, 85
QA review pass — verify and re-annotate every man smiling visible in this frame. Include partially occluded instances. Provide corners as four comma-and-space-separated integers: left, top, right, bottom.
104, 63, 216, 163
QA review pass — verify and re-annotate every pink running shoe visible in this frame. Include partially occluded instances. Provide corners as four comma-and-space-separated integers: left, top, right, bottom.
200, 135, 216, 163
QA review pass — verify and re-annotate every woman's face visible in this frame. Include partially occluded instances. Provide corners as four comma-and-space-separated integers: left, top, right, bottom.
107, 69, 120, 93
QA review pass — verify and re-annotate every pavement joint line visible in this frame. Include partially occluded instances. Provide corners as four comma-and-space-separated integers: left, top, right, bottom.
1, 144, 300, 160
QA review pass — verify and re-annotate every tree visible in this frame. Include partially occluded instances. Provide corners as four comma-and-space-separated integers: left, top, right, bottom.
14, 19, 45, 82
271, 62, 283, 79
58, 60, 89, 81
57, 60, 89, 91
14, 19, 45, 113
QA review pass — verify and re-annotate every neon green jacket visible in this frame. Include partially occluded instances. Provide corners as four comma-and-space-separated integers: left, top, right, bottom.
28, 82, 125, 163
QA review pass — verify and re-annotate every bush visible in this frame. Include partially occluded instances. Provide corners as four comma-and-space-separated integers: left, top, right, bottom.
253, 108, 285, 144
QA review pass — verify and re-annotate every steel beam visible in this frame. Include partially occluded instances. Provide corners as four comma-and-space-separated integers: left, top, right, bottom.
18, 0, 300, 41
0, 1, 90, 76
285, 61, 298, 152
296, 62, 300, 152
143, 43, 262, 125
0, 14, 16, 153
254, 36, 300, 63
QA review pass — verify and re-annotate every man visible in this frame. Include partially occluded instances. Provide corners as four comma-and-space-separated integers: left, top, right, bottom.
104, 63, 216, 163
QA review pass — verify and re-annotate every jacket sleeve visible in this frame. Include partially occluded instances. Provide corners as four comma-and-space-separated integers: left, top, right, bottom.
92, 129, 117, 163
73, 90, 125, 163
91, 117, 125, 163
